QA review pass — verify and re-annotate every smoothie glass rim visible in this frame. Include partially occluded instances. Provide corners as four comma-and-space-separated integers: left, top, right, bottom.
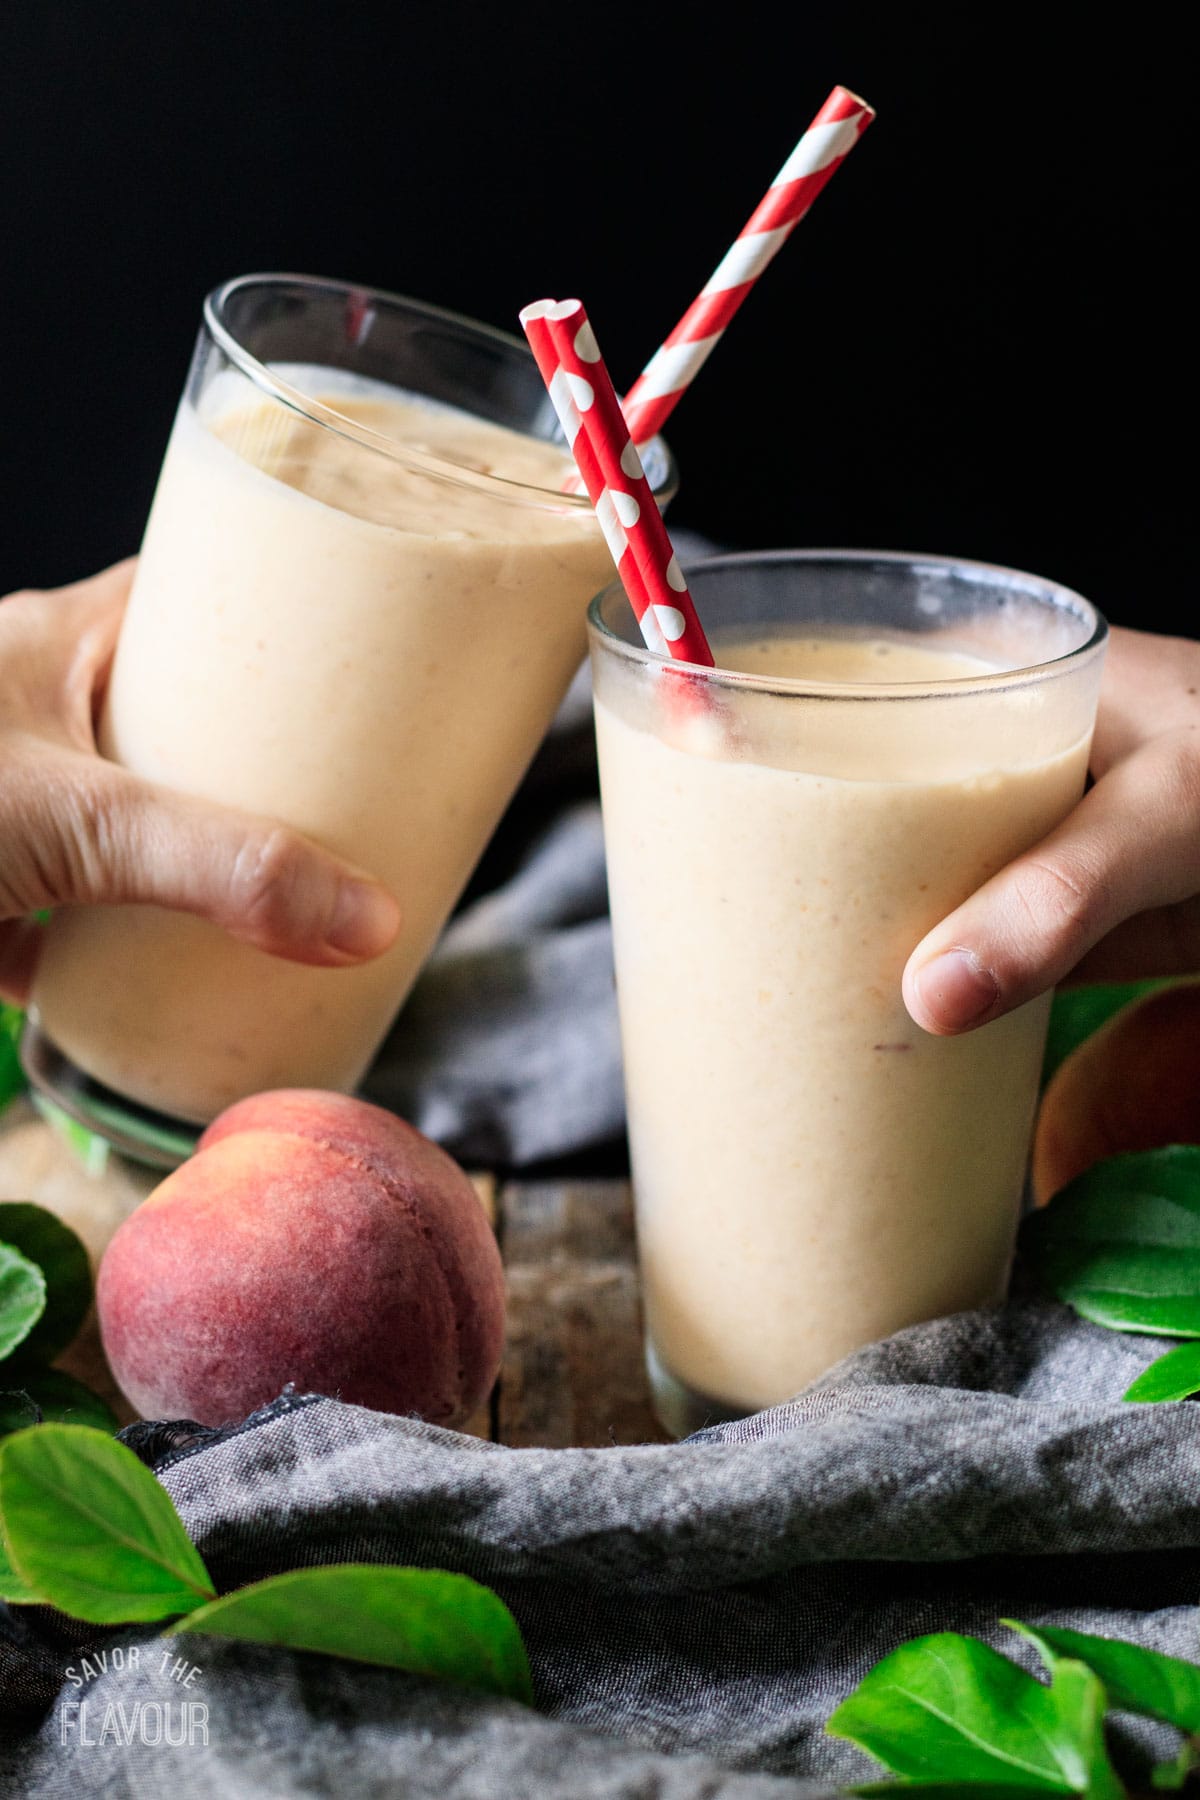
203, 272, 678, 513
588, 547, 1108, 699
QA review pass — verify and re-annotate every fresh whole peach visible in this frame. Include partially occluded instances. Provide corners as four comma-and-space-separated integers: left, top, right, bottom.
96, 1090, 505, 1427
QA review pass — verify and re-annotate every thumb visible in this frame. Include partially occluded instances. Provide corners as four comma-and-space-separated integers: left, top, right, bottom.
11, 758, 401, 967
902, 736, 1200, 1034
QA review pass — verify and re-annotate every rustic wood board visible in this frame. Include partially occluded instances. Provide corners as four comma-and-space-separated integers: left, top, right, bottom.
0, 1104, 666, 1448
496, 1180, 668, 1447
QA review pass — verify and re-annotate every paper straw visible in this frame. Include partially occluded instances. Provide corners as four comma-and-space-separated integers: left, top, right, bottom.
520, 301, 668, 655
520, 299, 714, 667
547, 301, 714, 667
621, 86, 875, 445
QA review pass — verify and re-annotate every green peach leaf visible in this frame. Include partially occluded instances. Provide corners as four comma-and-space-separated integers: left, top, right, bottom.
0, 1423, 215, 1622
0, 1244, 45, 1362
0, 1391, 38, 1437
827, 1632, 1121, 1795
1123, 1341, 1200, 1404
175, 1564, 533, 1704
2, 1369, 118, 1433
0, 1202, 92, 1364
1148, 1736, 1198, 1789
852, 1789, 1091, 1797
1009, 1620, 1200, 1732
0, 1521, 43, 1604
1020, 1147, 1200, 1337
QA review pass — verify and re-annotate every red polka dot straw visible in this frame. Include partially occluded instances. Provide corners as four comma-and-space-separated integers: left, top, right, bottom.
621, 86, 874, 447
520, 301, 666, 657
520, 299, 714, 668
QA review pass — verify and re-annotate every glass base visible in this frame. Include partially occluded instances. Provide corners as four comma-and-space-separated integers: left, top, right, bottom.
645, 1338, 752, 1440
19, 1018, 199, 1171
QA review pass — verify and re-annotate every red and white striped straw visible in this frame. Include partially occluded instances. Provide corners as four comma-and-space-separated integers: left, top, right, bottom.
520, 301, 665, 655
520, 298, 714, 667
621, 85, 875, 446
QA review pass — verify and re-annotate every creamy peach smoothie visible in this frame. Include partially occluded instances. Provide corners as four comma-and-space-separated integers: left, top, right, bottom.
33, 377, 613, 1122
590, 563, 1106, 1433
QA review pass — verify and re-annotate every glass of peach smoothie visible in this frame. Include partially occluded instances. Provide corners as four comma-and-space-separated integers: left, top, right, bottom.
588, 549, 1107, 1436
30, 276, 674, 1133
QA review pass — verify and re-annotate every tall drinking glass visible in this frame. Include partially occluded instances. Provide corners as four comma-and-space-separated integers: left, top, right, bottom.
588, 550, 1107, 1437
31, 275, 674, 1128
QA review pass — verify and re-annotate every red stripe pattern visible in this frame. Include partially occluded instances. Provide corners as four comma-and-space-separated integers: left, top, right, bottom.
621, 85, 874, 446
520, 301, 664, 653
519, 298, 714, 667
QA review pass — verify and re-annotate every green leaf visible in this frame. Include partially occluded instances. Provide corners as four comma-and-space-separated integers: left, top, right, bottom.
0, 1004, 27, 1114
1, 1370, 117, 1433
826, 1632, 1121, 1794
1041, 980, 1170, 1087
1020, 1147, 1200, 1336
852, 1788, 1083, 1797
0, 1520, 43, 1605
1150, 1737, 1200, 1789
0, 1244, 45, 1362
1037, 1658, 1127, 1800
852, 1789, 1089, 1797
0, 1423, 215, 1622
1008, 1621, 1200, 1733
175, 1564, 533, 1704
1123, 1341, 1200, 1404
0, 1203, 93, 1364
0, 1392, 38, 1437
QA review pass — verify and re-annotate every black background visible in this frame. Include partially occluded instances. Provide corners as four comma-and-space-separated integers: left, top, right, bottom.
1, 4, 1189, 634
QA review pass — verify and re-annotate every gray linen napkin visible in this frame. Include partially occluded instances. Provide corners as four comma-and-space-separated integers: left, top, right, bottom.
2, 1301, 1198, 1796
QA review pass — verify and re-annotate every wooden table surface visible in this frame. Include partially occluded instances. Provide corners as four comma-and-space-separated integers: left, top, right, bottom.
0, 1100, 670, 1448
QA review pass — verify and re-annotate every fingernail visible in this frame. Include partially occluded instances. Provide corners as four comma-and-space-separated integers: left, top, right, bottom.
326, 881, 400, 957
913, 949, 1000, 1032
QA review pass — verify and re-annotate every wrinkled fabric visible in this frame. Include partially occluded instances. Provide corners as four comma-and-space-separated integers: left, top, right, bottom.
3, 1302, 1198, 1796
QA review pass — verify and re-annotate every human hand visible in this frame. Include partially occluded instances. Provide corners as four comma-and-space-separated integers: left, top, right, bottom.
903, 624, 1200, 1034
0, 562, 400, 1004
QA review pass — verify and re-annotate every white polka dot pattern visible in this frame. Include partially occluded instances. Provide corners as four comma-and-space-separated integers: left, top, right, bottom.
520, 298, 714, 667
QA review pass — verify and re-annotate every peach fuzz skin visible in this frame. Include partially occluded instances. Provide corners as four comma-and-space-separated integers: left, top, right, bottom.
96, 1090, 505, 1428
